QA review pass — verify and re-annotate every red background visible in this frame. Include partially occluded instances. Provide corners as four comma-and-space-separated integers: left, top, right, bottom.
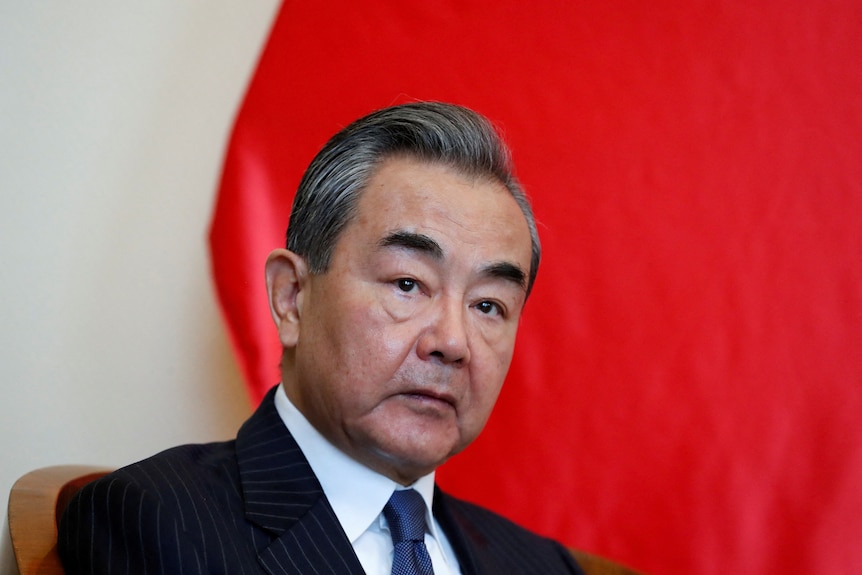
210, 2, 862, 573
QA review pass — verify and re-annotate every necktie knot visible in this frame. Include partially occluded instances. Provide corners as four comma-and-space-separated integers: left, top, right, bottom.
384, 489, 427, 543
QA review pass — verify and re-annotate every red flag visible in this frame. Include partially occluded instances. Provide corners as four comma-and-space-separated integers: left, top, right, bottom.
210, 2, 862, 573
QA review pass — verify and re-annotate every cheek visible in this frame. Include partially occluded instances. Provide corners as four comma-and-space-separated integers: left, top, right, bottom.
468, 343, 514, 406
464, 327, 519, 407
329, 300, 418, 383
476, 323, 519, 372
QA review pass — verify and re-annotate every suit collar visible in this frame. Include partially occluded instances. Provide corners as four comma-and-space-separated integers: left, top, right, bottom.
236, 386, 321, 533
236, 386, 366, 574
433, 486, 481, 575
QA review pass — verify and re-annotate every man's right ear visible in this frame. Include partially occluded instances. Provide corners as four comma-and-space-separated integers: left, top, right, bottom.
264, 249, 308, 348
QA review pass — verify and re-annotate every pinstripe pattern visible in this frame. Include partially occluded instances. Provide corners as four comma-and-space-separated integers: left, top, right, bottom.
59, 386, 584, 574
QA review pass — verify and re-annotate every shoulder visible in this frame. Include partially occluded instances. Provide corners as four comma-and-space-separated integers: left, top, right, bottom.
68, 439, 242, 527
58, 440, 248, 574
435, 490, 585, 575
85, 439, 239, 503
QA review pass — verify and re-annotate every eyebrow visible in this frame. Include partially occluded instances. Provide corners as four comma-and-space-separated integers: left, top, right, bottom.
480, 261, 527, 291
379, 230, 527, 291
379, 231, 444, 259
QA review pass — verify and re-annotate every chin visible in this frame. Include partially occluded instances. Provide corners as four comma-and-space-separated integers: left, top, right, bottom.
373, 442, 457, 482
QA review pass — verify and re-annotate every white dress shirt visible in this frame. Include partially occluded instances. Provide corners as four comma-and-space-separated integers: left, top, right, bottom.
274, 384, 463, 574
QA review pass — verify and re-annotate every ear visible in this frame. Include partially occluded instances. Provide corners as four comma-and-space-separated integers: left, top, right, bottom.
265, 249, 309, 348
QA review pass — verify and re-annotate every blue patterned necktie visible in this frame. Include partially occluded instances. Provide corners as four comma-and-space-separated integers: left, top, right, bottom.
383, 489, 435, 575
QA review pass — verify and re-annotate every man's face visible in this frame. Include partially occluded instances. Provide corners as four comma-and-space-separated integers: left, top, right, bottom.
278, 156, 533, 484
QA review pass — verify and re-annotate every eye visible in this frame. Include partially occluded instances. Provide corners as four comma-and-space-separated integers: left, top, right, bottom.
474, 300, 503, 317
395, 278, 418, 292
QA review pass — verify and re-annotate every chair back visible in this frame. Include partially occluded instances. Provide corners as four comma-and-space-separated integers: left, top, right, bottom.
7, 465, 111, 575
570, 548, 645, 575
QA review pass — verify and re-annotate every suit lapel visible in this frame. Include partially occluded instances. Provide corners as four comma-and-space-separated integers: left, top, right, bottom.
236, 386, 365, 575
433, 487, 482, 575
257, 496, 365, 575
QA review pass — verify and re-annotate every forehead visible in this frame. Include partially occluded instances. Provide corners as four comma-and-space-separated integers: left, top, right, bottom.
348, 157, 532, 273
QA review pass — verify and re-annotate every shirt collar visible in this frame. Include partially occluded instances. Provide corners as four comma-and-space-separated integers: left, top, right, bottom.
274, 384, 440, 542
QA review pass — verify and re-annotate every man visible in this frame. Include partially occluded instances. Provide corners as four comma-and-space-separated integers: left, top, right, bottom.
59, 102, 583, 574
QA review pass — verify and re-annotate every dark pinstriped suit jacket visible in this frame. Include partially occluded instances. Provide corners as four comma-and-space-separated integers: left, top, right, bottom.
59, 386, 584, 575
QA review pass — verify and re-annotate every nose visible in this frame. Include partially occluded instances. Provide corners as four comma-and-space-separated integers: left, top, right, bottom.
417, 298, 471, 366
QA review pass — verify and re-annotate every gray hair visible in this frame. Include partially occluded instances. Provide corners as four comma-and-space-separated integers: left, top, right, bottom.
286, 101, 541, 296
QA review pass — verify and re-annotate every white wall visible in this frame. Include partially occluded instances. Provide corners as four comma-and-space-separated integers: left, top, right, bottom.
0, 2, 281, 569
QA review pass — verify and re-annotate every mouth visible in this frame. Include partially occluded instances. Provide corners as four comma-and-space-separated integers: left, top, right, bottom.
400, 389, 457, 410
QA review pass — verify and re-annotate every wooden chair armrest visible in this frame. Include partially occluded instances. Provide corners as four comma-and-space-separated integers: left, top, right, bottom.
8, 465, 111, 575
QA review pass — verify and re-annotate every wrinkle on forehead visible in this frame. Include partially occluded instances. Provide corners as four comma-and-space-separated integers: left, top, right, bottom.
356, 156, 533, 278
